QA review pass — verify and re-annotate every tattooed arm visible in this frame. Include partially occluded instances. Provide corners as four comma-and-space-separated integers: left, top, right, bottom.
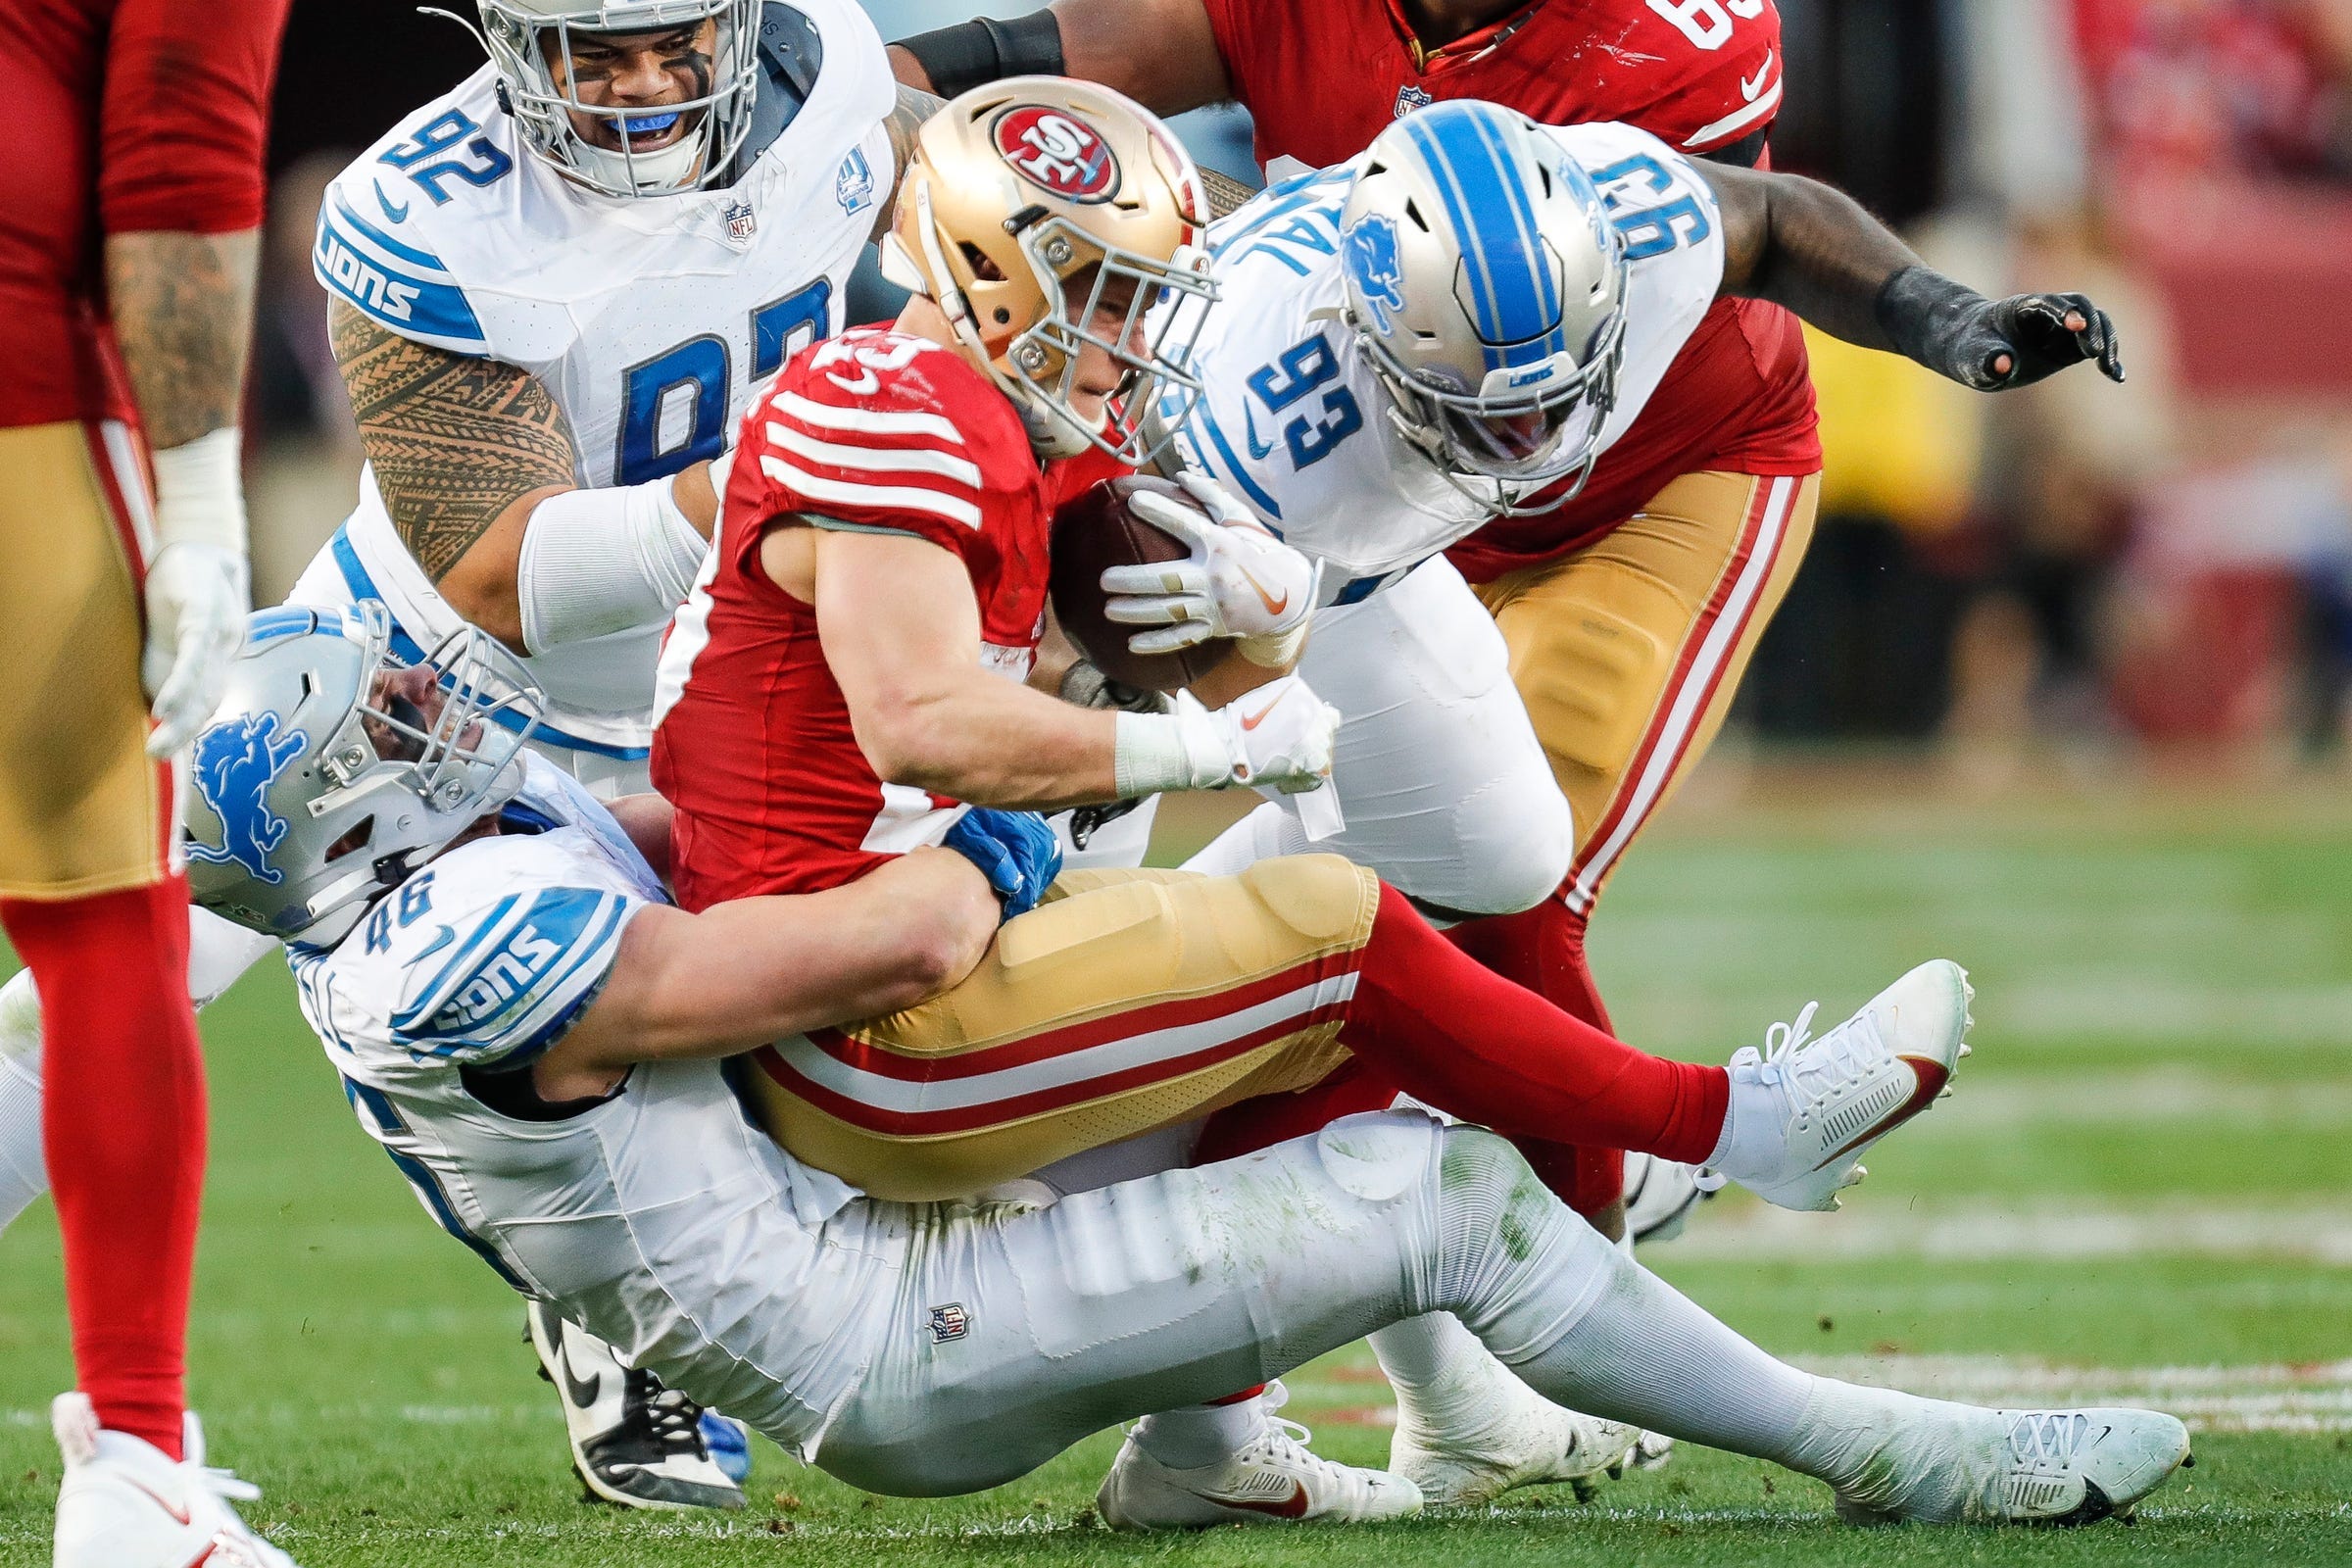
329, 299, 722, 649
874, 83, 946, 241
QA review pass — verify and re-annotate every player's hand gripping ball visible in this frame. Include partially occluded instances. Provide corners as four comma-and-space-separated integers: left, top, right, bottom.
1051, 474, 1318, 691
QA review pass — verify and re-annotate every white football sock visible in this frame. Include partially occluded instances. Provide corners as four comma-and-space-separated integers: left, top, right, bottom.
0, 968, 46, 1232
1131, 1395, 1269, 1470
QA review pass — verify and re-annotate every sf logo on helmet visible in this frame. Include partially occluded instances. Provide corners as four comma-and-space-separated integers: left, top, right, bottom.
1345, 215, 1406, 335
186, 712, 310, 885
993, 106, 1119, 203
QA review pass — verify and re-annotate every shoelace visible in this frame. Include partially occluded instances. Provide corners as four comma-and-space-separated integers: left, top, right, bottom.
1748, 1001, 1893, 1106
638, 1380, 711, 1457
192, 1463, 264, 1506
2006, 1412, 2090, 1471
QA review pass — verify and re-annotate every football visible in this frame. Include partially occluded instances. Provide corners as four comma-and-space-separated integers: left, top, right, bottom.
1050, 473, 1224, 693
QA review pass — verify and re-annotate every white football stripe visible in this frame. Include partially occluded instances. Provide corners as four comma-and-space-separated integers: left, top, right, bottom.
1683, 75, 1785, 151
759, 455, 983, 530
1565, 475, 1795, 913
765, 420, 984, 487
768, 388, 966, 444
772, 972, 1359, 1115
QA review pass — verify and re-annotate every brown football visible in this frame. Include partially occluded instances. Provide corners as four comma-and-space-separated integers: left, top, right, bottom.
1049, 474, 1224, 693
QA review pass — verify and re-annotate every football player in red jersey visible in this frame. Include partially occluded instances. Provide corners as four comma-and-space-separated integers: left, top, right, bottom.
892, 0, 1821, 1231
652, 78, 1986, 1523
0, 2, 302, 1564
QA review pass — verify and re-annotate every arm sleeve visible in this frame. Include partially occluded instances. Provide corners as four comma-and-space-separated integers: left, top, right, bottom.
99, 0, 295, 235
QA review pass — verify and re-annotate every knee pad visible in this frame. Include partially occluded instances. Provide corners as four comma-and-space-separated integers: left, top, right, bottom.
1426, 1126, 1575, 1313
1237, 854, 1380, 945
1504, 592, 1668, 776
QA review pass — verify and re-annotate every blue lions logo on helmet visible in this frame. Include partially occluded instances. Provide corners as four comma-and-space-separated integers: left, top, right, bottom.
1346, 214, 1407, 336
186, 712, 310, 885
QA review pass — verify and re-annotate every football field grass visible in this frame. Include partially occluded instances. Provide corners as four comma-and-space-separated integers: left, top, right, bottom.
2, 769, 2349, 1566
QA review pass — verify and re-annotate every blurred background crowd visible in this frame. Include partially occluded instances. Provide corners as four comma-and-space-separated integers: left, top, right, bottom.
248, 0, 2352, 777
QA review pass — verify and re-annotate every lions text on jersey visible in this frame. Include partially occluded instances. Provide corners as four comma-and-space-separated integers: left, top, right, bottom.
301, 0, 896, 790
1165, 122, 1726, 605
289, 751, 885, 1455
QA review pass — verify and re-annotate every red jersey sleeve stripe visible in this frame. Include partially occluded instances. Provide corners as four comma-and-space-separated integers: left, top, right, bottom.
759, 454, 985, 530
764, 420, 985, 488
768, 387, 967, 444
1683, 72, 1782, 150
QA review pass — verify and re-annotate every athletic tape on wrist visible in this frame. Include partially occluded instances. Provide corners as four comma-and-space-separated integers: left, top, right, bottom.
149, 427, 247, 555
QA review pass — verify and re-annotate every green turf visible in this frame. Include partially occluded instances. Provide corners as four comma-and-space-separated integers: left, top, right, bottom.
2, 784, 2348, 1565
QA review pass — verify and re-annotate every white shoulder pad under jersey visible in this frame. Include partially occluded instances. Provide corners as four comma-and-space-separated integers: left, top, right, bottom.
309, 0, 894, 756
1166, 122, 1725, 600
293, 754, 665, 1085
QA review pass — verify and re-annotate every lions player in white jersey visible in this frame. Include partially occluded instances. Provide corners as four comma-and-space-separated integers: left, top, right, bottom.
1102, 98, 2123, 1502
0, 0, 958, 1513
167, 604, 2192, 1534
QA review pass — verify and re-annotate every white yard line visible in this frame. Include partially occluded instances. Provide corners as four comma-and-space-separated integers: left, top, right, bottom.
1664, 1202, 2352, 1263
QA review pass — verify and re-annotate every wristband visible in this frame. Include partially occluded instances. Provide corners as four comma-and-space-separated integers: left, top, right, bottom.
1113, 698, 1230, 797
895, 11, 1064, 97
149, 427, 247, 555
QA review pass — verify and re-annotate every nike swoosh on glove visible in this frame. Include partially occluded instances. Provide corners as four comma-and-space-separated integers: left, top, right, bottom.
1102, 472, 1320, 667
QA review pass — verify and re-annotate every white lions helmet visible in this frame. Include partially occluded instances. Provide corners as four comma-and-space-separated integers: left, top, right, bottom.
1338, 100, 1630, 514
181, 603, 541, 947
473, 0, 763, 198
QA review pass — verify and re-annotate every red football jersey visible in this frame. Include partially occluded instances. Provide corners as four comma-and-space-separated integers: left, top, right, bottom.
0, 0, 291, 428
1200, 0, 1821, 576
651, 328, 1123, 909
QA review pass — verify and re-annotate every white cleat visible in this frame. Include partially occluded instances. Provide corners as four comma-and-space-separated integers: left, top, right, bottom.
526, 1300, 745, 1511
1390, 1366, 1642, 1507
51, 1393, 300, 1568
1621, 1152, 1710, 1246
1839, 1407, 2192, 1527
1704, 959, 1973, 1211
1097, 1384, 1422, 1529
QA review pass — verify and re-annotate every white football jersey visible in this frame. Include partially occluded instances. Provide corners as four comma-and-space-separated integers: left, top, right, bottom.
289, 752, 884, 1455
1165, 122, 1725, 603
307, 0, 896, 772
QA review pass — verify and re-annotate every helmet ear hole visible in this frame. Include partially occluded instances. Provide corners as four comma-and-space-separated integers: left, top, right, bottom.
324, 815, 376, 864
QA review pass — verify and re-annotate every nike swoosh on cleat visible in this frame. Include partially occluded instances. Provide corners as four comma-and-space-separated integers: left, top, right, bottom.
122, 1474, 192, 1526
556, 1332, 603, 1410
1208, 1482, 1310, 1519
1814, 1056, 1950, 1168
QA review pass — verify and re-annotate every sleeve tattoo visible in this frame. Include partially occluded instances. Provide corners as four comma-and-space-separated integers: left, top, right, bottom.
876, 84, 947, 241
329, 298, 579, 582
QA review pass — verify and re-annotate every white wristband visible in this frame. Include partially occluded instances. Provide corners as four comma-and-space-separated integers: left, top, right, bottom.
516, 474, 710, 654
148, 427, 247, 555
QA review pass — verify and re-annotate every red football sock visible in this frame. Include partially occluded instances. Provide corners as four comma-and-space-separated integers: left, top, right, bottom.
1192, 1060, 1402, 1168
1, 878, 202, 1460
1341, 885, 1726, 1165
1446, 897, 1629, 1213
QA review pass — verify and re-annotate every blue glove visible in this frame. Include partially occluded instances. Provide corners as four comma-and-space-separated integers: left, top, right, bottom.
941, 808, 1063, 920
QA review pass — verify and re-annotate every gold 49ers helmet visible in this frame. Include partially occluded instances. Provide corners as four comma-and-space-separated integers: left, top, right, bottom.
880, 77, 1216, 462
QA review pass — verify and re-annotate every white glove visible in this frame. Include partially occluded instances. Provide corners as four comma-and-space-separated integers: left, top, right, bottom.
143, 541, 249, 758
1101, 472, 1320, 667
1114, 674, 1340, 798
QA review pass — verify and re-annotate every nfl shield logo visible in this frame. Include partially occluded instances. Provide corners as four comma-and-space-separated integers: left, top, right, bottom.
926, 1302, 969, 1344
1393, 83, 1434, 118
721, 198, 757, 246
